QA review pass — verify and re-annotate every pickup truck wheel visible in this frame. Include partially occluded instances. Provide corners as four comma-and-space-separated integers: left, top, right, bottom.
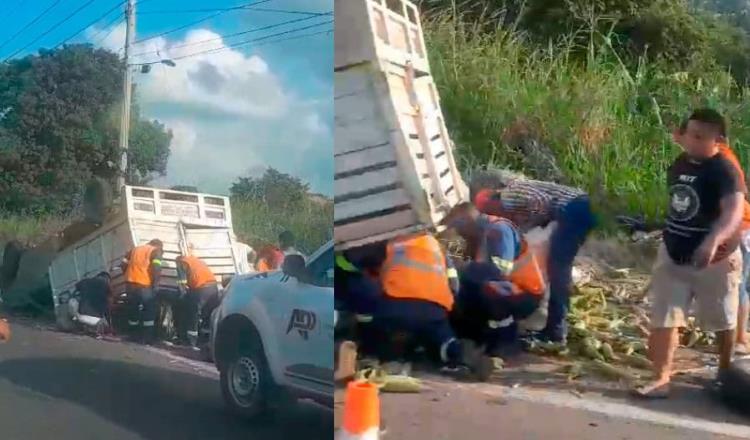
220, 335, 273, 419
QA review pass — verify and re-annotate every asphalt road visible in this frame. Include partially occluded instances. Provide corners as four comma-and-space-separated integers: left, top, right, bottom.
371, 375, 750, 440
0, 318, 333, 440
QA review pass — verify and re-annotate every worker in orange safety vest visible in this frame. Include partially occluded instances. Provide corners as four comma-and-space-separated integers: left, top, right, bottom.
442, 202, 546, 357
368, 231, 493, 381
121, 239, 164, 343
175, 254, 220, 348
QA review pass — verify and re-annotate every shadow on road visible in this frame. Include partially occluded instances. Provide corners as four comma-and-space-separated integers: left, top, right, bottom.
0, 357, 333, 440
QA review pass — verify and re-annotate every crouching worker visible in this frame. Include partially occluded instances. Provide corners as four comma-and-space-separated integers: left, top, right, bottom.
334, 247, 382, 351
444, 203, 546, 357
369, 231, 493, 381
175, 254, 220, 348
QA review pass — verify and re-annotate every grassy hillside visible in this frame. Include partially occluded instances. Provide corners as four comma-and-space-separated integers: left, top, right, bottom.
425, 12, 750, 224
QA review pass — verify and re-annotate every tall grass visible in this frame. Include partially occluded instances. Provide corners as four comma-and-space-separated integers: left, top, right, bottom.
0, 215, 70, 247
425, 13, 750, 223
231, 198, 333, 255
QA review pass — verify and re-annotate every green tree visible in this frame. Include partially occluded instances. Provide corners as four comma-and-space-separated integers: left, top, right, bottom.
230, 168, 310, 209
0, 44, 171, 214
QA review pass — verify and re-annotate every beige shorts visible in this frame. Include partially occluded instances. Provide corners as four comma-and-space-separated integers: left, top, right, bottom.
649, 244, 741, 332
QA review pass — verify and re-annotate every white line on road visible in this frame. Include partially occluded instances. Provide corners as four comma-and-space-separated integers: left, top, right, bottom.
463, 383, 750, 438
142, 346, 220, 378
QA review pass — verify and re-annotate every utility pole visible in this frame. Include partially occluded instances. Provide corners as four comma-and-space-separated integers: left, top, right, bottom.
117, 0, 136, 194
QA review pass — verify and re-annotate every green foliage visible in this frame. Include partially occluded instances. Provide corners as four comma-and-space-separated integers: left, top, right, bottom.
422, 0, 750, 85
229, 168, 331, 253
230, 168, 310, 209
232, 198, 332, 255
0, 44, 171, 215
425, 14, 750, 223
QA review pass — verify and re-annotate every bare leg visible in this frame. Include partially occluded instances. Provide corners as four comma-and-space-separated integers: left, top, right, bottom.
717, 329, 736, 372
736, 303, 748, 348
635, 327, 679, 397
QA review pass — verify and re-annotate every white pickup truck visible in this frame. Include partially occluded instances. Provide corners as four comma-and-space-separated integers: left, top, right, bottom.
210, 241, 334, 418
48, 185, 250, 333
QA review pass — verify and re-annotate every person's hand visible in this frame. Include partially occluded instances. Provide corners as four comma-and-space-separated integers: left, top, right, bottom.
0, 319, 11, 343
693, 235, 719, 268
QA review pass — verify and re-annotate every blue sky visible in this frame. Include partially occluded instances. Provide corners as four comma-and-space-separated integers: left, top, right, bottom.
0, 0, 333, 196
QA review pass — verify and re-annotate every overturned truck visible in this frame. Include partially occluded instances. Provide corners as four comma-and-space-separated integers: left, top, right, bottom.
1, 185, 250, 334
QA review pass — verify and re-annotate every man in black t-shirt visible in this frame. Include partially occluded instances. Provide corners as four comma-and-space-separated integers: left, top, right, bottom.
636, 109, 745, 398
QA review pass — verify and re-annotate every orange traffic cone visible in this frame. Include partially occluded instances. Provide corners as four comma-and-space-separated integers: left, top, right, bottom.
0, 319, 10, 343
337, 380, 380, 439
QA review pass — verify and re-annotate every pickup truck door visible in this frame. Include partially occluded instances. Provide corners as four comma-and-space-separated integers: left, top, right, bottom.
279, 248, 334, 392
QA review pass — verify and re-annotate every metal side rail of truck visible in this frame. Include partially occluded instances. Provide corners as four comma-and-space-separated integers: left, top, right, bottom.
49, 185, 251, 338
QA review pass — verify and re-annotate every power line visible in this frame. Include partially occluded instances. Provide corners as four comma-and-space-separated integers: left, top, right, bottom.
53, 1, 126, 50
132, 0, 273, 45
136, 19, 333, 65
139, 6, 328, 16
4, 0, 99, 61
241, 7, 332, 16
253, 28, 331, 47
130, 12, 331, 58
0, 0, 63, 55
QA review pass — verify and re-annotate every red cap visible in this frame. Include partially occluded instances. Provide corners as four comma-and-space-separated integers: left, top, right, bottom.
474, 188, 495, 213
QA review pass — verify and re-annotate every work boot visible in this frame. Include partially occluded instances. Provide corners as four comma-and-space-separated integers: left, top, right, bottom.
460, 339, 494, 382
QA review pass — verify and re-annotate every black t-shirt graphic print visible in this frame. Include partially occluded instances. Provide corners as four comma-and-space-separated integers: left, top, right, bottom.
663, 152, 745, 265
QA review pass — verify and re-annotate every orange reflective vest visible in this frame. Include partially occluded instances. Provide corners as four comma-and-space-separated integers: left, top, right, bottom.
718, 143, 750, 231
125, 244, 158, 287
477, 216, 545, 297
381, 233, 454, 312
181, 255, 216, 289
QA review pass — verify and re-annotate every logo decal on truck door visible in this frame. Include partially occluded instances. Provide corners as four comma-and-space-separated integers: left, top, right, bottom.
286, 309, 317, 340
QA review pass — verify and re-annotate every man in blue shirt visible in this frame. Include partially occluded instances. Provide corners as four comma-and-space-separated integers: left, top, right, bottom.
444, 202, 546, 356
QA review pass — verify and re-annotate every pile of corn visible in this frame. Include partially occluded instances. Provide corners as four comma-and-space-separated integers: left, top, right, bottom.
525, 266, 655, 381
527, 264, 719, 382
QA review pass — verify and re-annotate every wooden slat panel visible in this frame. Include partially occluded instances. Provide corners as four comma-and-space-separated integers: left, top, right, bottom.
335, 143, 396, 176
335, 70, 391, 156
334, 209, 417, 244
335, 166, 400, 199
335, 188, 411, 221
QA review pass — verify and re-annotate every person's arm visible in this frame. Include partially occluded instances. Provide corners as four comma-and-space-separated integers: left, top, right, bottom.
710, 194, 744, 246
444, 254, 460, 295
176, 262, 188, 295
499, 184, 551, 230
694, 160, 745, 267
120, 250, 131, 274
483, 223, 521, 277
481, 223, 524, 296
150, 249, 163, 288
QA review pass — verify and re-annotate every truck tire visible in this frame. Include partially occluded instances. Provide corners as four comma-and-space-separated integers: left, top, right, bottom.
83, 178, 113, 224
220, 331, 275, 419
720, 358, 750, 414
1, 240, 23, 287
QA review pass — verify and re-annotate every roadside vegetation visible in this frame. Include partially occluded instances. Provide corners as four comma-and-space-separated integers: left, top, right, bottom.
423, 0, 750, 224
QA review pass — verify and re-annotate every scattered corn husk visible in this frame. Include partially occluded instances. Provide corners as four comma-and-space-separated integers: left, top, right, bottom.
621, 353, 653, 370
587, 359, 638, 382
354, 367, 422, 393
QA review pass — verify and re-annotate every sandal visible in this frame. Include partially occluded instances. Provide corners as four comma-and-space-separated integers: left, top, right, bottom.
631, 381, 671, 399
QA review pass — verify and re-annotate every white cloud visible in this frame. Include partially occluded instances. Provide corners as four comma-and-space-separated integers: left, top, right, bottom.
86, 22, 332, 194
